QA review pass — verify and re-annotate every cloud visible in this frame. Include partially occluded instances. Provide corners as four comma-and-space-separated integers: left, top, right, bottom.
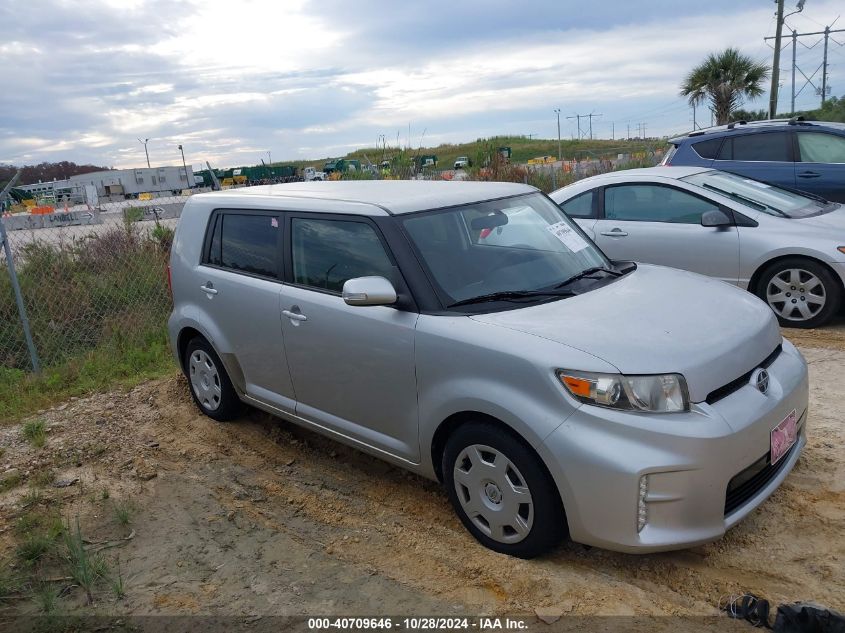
1, 0, 842, 168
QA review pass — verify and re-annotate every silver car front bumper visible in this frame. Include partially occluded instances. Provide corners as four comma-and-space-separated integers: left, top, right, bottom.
539, 339, 809, 553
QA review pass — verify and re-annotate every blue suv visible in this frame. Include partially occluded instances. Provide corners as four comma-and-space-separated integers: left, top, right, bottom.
663, 118, 845, 202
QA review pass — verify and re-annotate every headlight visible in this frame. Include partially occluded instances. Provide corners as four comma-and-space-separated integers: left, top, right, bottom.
557, 370, 689, 413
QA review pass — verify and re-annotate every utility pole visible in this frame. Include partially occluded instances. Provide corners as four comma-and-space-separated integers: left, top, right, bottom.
765, 21, 844, 112
791, 29, 797, 114
138, 138, 150, 168
177, 144, 188, 185
821, 25, 830, 107
693, 103, 697, 130
586, 113, 602, 140
627, 123, 630, 140
611, 122, 615, 140
770, 0, 785, 119
554, 109, 561, 160
566, 114, 582, 139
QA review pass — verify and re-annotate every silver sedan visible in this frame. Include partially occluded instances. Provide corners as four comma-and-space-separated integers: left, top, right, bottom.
550, 166, 845, 328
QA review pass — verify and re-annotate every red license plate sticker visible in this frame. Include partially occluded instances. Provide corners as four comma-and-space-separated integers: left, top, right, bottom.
771, 409, 798, 465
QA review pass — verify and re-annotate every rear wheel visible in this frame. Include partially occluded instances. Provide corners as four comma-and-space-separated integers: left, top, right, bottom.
442, 421, 565, 558
184, 337, 241, 421
757, 258, 841, 328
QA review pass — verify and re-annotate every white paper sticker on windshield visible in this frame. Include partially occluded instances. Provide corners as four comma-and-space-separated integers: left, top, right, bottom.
546, 221, 589, 252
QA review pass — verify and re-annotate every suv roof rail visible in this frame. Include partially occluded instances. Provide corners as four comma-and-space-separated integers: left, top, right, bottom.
788, 116, 811, 125
726, 120, 748, 130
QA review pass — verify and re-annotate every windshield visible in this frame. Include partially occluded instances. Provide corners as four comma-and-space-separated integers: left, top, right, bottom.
401, 192, 611, 307
682, 170, 832, 218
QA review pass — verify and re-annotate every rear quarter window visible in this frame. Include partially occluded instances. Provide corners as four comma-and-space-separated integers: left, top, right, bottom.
691, 138, 723, 159
204, 212, 281, 278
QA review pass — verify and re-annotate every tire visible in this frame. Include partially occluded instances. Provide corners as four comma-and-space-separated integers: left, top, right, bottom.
442, 421, 565, 558
756, 258, 842, 329
183, 337, 242, 421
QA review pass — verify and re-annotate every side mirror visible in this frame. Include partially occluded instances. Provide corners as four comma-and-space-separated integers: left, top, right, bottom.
342, 276, 398, 307
701, 209, 732, 227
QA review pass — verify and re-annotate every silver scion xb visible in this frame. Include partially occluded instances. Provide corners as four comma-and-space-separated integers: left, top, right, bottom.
168, 181, 808, 558
549, 167, 845, 328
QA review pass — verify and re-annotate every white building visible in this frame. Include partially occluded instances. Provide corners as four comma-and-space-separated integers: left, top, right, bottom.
17, 165, 196, 203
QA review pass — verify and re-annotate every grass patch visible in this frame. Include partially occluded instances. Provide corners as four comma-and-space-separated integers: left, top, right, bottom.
0, 470, 22, 492
110, 557, 126, 600
0, 561, 22, 597
30, 469, 54, 488
33, 581, 60, 614
112, 499, 135, 526
21, 488, 43, 508
63, 517, 108, 604
0, 327, 175, 423
17, 532, 54, 563
22, 419, 47, 447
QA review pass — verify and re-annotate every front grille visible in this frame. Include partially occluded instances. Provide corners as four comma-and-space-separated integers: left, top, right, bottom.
724, 422, 801, 516
706, 344, 782, 405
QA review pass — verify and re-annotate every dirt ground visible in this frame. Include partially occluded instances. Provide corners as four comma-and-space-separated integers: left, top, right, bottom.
1, 321, 844, 630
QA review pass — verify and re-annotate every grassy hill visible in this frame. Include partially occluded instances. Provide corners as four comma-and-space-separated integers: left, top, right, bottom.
277, 135, 666, 170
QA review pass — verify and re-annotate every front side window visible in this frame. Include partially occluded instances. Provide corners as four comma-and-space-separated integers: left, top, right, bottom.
604, 184, 719, 224
401, 192, 609, 305
291, 218, 394, 293
207, 213, 280, 278
717, 132, 791, 162
560, 191, 595, 218
797, 132, 845, 163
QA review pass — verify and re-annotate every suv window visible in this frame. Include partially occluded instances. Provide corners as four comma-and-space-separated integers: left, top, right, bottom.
560, 191, 595, 218
604, 184, 720, 224
717, 132, 791, 162
691, 138, 723, 159
207, 212, 280, 278
797, 132, 845, 163
291, 218, 394, 293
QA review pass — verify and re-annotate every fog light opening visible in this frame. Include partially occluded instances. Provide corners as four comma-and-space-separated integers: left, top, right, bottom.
637, 475, 649, 533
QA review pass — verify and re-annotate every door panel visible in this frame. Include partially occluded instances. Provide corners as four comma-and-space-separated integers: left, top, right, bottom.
281, 215, 420, 462
795, 131, 845, 202
594, 184, 740, 284
280, 287, 420, 460
197, 211, 296, 412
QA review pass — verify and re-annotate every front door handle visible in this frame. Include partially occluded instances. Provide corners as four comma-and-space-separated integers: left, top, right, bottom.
798, 171, 820, 179
600, 229, 628, 237
200, 283, 218, 295
282, 309, 307, 322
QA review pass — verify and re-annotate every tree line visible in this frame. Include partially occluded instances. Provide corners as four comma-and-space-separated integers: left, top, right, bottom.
0, 161, 110, 192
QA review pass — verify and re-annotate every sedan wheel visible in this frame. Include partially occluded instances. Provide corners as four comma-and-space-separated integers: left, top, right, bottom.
759, 259, 841, 329
452, 444, 534, 544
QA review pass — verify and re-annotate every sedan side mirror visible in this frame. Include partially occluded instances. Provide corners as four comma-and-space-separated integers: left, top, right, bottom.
701, 209, 732, 227
342, 276, 398, 306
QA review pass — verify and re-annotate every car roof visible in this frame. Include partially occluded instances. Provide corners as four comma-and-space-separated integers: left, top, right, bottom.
190, 180, 534, 215
668, 119, 845, 144
548, 166, 712, 199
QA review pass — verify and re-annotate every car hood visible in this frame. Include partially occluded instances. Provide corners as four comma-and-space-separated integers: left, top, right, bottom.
469, 264, 782, 403
790, 204, 845, 231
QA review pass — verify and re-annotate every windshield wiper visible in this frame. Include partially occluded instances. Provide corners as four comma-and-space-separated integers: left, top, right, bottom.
447, 289, 576, 308
554, 266, 622, 290
700, 183, 788, 217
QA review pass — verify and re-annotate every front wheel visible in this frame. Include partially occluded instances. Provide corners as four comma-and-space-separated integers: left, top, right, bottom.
757, 258, 842, 328
442, 421, 565, 558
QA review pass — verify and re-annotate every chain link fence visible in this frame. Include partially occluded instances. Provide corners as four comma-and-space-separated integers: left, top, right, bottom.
1, 195, 182, 372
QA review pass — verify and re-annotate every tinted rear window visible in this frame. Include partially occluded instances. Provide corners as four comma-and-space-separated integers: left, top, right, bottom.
208, 213, 280, 278
692, 138, 723, 159
717, 132, 791, 162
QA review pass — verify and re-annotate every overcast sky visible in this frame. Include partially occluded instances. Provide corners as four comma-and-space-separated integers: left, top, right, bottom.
1, 0, 842, 169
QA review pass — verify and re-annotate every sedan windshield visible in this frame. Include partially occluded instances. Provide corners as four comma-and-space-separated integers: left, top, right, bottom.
682, 170, 834, 218
401, 192, 613, 308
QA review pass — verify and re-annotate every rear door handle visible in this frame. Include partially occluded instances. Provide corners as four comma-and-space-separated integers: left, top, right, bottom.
282, 309, 307, 322
200, 284, 218, 295
600, 230, 628, 237
798, 171, 820, 179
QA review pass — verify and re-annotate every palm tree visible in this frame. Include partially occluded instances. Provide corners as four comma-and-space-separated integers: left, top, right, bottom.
680, 48, 769, 125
